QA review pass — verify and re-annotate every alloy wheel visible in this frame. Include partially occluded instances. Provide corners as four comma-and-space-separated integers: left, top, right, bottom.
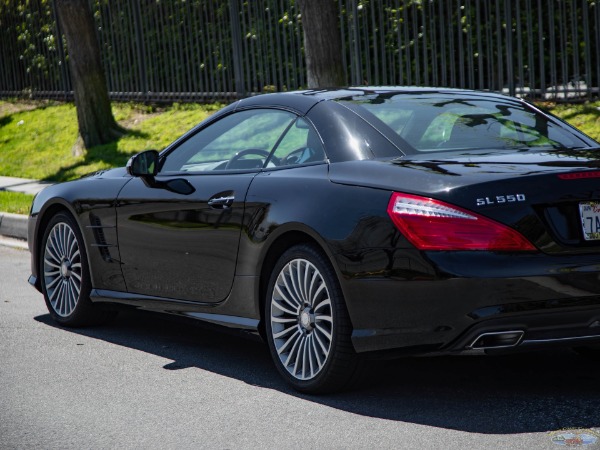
269, 258, 333, 381
43, 221, 83, 317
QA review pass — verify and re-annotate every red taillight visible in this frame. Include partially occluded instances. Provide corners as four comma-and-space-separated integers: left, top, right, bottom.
558, 171, 600, 180
387, 193, 536, 251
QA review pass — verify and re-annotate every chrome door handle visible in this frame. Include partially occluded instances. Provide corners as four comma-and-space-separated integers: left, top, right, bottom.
208, 194, 235, 209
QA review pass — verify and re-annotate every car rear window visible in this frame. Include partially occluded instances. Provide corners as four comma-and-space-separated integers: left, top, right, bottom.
338, 92, 591, 154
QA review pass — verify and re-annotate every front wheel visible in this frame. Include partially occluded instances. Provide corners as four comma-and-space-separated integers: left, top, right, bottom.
40, 212, 115, 326
265, 244, 363, 393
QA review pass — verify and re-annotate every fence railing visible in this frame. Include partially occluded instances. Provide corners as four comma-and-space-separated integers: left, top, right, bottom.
1, 0, 598, 103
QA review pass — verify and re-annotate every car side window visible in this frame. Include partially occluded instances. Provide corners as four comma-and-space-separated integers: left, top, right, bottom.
160, 109, 296, 173
270, 118, 326, 166
416, 107, 579, 150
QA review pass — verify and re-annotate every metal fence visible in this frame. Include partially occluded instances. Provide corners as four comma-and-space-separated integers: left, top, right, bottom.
1, 0, 599, 103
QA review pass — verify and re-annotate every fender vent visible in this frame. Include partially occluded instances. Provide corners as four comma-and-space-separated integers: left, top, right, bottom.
87, 213, 115, 262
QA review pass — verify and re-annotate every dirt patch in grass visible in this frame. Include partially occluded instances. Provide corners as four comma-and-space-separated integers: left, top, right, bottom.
119, 111, 162, 129
0, 100, 47, 117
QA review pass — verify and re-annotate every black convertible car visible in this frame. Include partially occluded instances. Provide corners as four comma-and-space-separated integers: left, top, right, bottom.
29, 87, 600, 393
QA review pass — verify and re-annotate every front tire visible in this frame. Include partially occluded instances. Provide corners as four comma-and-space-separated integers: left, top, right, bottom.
265, 244, 363, 393
40, 212, 114, 326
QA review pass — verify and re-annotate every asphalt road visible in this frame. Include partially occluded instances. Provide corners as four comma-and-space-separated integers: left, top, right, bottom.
1, 245, 599, 449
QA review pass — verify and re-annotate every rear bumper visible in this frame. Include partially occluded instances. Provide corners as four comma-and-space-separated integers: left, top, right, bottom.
341, 250, 600, 354
448, 303, 600, 353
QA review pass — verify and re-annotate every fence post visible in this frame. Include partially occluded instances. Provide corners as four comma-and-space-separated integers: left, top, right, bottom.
230, 0, 245, 98
131, 0, 148, 100
505, 0, 515, 96
51, 0, 71, 100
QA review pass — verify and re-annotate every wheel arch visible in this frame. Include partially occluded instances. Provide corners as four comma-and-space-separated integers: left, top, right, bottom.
257, 226, 364, 393
256, 226, 344, 338
32, 200, 86, 290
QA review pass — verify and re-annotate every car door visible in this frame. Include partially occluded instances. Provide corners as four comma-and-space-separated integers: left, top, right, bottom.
116, 108, 297, 302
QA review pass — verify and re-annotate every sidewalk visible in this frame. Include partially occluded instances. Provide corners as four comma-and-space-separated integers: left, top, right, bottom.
0, 176, 53, 195
0, 176, 53, 247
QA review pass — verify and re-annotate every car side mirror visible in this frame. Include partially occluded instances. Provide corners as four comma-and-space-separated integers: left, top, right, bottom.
126, 150, 195, 195
127, 150, 159, 177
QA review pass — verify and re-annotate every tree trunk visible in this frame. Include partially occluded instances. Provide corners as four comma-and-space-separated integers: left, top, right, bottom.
297, 0, 346, 89
55, 0, 123, 154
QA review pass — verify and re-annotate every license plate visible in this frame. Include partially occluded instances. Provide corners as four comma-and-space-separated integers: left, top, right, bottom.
579, 202, 600, 241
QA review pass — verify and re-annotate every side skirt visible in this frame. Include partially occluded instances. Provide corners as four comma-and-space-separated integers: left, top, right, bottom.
90, 275, 261, 333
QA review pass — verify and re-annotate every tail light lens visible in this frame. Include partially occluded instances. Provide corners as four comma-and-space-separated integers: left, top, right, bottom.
387, 193, 536, 251
558, 170, 600, 180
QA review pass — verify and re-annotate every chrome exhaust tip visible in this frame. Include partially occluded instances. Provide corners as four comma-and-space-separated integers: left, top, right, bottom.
468, 330, 525, 350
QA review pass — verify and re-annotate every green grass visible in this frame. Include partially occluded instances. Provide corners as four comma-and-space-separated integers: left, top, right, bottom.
540, 100, 600, 141
0, 101, 222, 181
0, 191, 35, 215
1, 98, 599, 215
0, 100, 221, 214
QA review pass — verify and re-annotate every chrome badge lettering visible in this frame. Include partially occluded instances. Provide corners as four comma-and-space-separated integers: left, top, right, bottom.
476, 194, 526, 207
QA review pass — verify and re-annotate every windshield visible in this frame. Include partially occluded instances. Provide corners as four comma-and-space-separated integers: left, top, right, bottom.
338, 92, 591, 154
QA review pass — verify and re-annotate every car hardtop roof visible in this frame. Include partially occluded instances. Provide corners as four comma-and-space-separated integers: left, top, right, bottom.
235, 87, 511, 115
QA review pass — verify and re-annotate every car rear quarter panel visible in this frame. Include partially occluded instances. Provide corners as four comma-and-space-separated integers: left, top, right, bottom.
240, 164, 426, 333
240, 164, 402, 275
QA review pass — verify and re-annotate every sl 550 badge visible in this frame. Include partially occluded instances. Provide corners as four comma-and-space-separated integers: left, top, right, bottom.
476, 194, 526, 206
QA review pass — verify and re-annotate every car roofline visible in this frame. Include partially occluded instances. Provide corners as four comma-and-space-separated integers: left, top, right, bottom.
235, 86, 521, 113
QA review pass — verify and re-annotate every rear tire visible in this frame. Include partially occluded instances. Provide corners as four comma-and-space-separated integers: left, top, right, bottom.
40, 212, 116, 327
265, 244, 363, 394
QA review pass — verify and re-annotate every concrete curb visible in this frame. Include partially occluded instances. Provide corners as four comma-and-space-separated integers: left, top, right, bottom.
0, 212, 28, 241
0, 235, 28, 250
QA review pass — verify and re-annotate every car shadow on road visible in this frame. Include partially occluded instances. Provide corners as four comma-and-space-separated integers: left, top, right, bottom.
35, 308, 599, 434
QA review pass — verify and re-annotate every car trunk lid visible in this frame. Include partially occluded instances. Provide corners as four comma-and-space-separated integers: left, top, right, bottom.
329, 148, 600, 254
